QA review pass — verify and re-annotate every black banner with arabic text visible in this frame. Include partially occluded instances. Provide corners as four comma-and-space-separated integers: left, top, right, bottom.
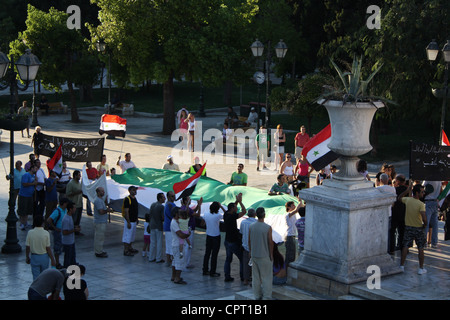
35, 133, 105, 162
409, 141, 450, 181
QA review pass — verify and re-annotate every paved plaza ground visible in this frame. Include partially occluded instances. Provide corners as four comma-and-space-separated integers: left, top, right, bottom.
0, 107, 448, 302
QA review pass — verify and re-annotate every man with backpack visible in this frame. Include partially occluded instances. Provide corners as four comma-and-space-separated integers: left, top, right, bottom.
46, 198, 70, 269
122, 186, 139, 256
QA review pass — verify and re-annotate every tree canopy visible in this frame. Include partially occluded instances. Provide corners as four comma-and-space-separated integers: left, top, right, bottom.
9, 4, 100, 122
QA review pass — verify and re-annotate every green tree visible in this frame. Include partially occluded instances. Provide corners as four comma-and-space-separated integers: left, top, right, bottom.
270, 73, 334, 132
91, 0, 258, 135
10, 4, 101, 122
366, 0, 449, 133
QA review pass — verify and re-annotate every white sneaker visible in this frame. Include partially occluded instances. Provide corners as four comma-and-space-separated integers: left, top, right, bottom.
399, 266, 404, 272
418, 268, 427, 275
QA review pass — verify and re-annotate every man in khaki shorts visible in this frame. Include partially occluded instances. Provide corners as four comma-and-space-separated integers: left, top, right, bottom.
122, 186, 139, 256
399, 183, 427, 275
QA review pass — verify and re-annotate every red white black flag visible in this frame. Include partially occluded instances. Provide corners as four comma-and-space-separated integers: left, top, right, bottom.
301, 124, 339, 171
99, 114, 127, 138
173, 162, 206, 200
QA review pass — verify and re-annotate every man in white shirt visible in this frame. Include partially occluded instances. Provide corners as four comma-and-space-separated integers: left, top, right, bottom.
285, 200, 304, 266
377, 173, 396, 195
245, 108, 258, 128
170, 207, 190, 284
202, 201, 225, 277
116, 153, 136, 173
162, 155, 180, 171
34, 159, 47, 217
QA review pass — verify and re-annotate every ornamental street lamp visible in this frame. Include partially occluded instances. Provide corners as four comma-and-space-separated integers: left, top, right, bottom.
0, 49, 41, 254
250, 39, 288, 129
426, 39, 450, 145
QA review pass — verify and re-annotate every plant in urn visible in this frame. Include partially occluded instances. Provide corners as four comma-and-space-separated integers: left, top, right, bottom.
317, 56, 395, 188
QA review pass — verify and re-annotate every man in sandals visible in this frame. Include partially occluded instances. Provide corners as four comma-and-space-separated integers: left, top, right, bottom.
170, 207, 191, 284
122, 186, 139, 256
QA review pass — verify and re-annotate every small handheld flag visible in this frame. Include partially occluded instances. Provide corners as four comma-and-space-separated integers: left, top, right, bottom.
46, 144, 63, 175
173, 162, 206, 200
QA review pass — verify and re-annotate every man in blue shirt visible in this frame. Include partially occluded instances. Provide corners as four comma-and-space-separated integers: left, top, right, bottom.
18, 164, 38, 230
163, 191, 176, 266
47, 198, 70, 269
6, 160, 26, 207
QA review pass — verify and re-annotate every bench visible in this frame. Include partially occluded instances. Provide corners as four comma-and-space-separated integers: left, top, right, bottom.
38, 102, 68, 115
104, 103, 134, 116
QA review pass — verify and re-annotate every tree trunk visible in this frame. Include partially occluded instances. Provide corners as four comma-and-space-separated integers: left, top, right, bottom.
68, 81, 79, 122
162, 73, 175, 135
223, 80, 233, 107
80, 84, 93, 102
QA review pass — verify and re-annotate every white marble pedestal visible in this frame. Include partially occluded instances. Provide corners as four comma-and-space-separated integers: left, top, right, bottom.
288, 179, 402, 297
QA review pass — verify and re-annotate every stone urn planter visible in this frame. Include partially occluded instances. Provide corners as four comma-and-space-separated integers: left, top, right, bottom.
317, 99, 385, 188
0, 116, 29, 131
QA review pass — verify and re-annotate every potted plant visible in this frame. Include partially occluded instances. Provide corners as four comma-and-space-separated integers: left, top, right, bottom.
316, 55, 395, 184
0, 112, 29, 131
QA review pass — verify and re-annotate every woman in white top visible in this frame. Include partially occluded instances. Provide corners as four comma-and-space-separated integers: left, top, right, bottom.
279, 154, 295, 183
274, 124, 286, 170
357, 159, 371, 181
185, 113, 195, 152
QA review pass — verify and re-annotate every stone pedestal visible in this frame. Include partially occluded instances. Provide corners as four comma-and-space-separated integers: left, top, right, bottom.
288, 180, 402, 297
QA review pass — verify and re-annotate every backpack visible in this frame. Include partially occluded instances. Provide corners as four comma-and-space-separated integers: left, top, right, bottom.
121, 196, 132, 217
46, 207, 63, 230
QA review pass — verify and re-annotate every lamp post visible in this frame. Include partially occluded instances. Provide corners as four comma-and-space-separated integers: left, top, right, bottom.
198, 82, 205, 117
426, 39, 450, 145
30, 79, 39, 127
250, 39, 288, 129
96, 40, 115, 140
0, 49, 41, 254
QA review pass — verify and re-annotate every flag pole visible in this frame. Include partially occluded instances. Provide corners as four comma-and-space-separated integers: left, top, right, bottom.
119, 137, 125, 157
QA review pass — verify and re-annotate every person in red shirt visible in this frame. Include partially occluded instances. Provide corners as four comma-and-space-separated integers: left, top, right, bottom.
294, 125, 310, 162
85, 161, 99, 216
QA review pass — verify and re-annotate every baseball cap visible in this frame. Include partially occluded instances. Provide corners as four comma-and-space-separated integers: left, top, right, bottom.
167, 155, 173, 160
128, 185, 138, 192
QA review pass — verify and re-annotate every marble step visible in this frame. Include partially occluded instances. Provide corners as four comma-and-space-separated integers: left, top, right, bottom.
234, 285, 324, 300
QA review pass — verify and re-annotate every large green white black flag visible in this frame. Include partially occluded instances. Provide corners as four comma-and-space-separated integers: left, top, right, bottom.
35, 133, 105, 162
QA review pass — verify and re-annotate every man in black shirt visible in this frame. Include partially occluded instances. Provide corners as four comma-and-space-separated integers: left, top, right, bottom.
390, 174, 407, 254
223, 193, 246, 282
122, 186, 139, 256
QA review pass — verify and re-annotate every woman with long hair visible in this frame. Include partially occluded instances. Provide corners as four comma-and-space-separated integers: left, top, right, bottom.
274, 124, 286, 170
185, 113, 195, 152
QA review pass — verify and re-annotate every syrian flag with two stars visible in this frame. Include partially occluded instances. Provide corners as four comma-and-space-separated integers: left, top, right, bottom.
301, 124, 339, 171
46, 144, 63, 175
99, 114, 127, 138
173, 162, 206, 200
